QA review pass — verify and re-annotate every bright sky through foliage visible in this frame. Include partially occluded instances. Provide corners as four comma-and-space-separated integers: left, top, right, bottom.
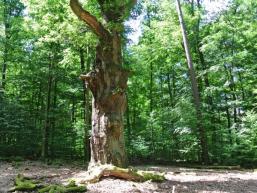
127, 0, 230, 44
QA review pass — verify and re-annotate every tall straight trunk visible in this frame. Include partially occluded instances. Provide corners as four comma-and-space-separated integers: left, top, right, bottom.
1, 47, 8, 92
71, 95, 76, 122
167, 72, 179, 160
132, 107, 136, 135
195, 0, 217, 162
50, 79, 58, 159
238, 72, 245, 101
146, 10, 155, 159
229, 63, 238, 129
225, 94, 233, 145
149, 61, 155, 158
42, 57, 53, 160
194, 0, 213, 107
80, 48, 91, 161
1, 0, 9, 92
176, 0, 209, 164
223, 63, 238, 129
167, 74, 173, 106
34, 82, 42, 138
193, 0, 214, 108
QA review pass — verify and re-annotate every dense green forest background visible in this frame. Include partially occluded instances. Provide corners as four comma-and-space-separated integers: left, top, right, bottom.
0, 0, 256, 167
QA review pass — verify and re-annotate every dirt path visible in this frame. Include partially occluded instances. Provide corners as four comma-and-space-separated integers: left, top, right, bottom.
0, 161, 257, 193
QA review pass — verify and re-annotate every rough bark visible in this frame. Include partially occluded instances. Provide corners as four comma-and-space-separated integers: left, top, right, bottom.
126, 95, 132, 148
81, 54, 129, 167
70, 0, 133, 168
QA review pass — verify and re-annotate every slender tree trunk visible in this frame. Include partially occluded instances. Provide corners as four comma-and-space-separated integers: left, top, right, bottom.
194, 0, 217, 162
50, 79, 57, 159
167, 73, 173, 107
42, 57, 53, 161
35, 81, 42, 141
238, 72, 245, 101
176, 0, 209, 164
80, 48, 91, 162
225, 94, 233, 145
145, 10, 156, 160
71, 95, 76, 122
223, 63, 238, 130
1, 47, 8, 92
228, 66, 238, 128
149, 61, 155, 158
1, 0, 9, 92
144, 10, 155, 159
167, 72, 179, 160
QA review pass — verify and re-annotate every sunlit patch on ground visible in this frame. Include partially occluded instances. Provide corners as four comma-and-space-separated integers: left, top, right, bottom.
1, 161, 257, 193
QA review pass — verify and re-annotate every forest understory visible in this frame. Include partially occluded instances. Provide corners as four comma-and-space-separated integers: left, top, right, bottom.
1, 161, 257, 193
1, 0, 257, 192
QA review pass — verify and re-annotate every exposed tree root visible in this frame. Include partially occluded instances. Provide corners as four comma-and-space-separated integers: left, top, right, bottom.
80, 164, 166, 184
8, 166, 164, 192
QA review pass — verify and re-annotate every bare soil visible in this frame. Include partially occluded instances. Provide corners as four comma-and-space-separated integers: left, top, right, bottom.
0, 161, 257, 193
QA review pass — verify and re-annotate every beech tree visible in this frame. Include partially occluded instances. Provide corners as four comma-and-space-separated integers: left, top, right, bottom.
176, 0, 209, 163
70, 0, 137, 168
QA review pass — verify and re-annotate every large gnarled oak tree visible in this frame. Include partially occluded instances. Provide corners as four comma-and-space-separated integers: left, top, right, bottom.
70, 0, 136, 168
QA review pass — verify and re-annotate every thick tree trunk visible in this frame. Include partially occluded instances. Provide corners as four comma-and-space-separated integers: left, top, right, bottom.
81, 37, 129, 168
70, 0, 138, 169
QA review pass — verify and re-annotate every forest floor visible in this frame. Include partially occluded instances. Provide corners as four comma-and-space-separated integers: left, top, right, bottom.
0, 161, 257, 193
